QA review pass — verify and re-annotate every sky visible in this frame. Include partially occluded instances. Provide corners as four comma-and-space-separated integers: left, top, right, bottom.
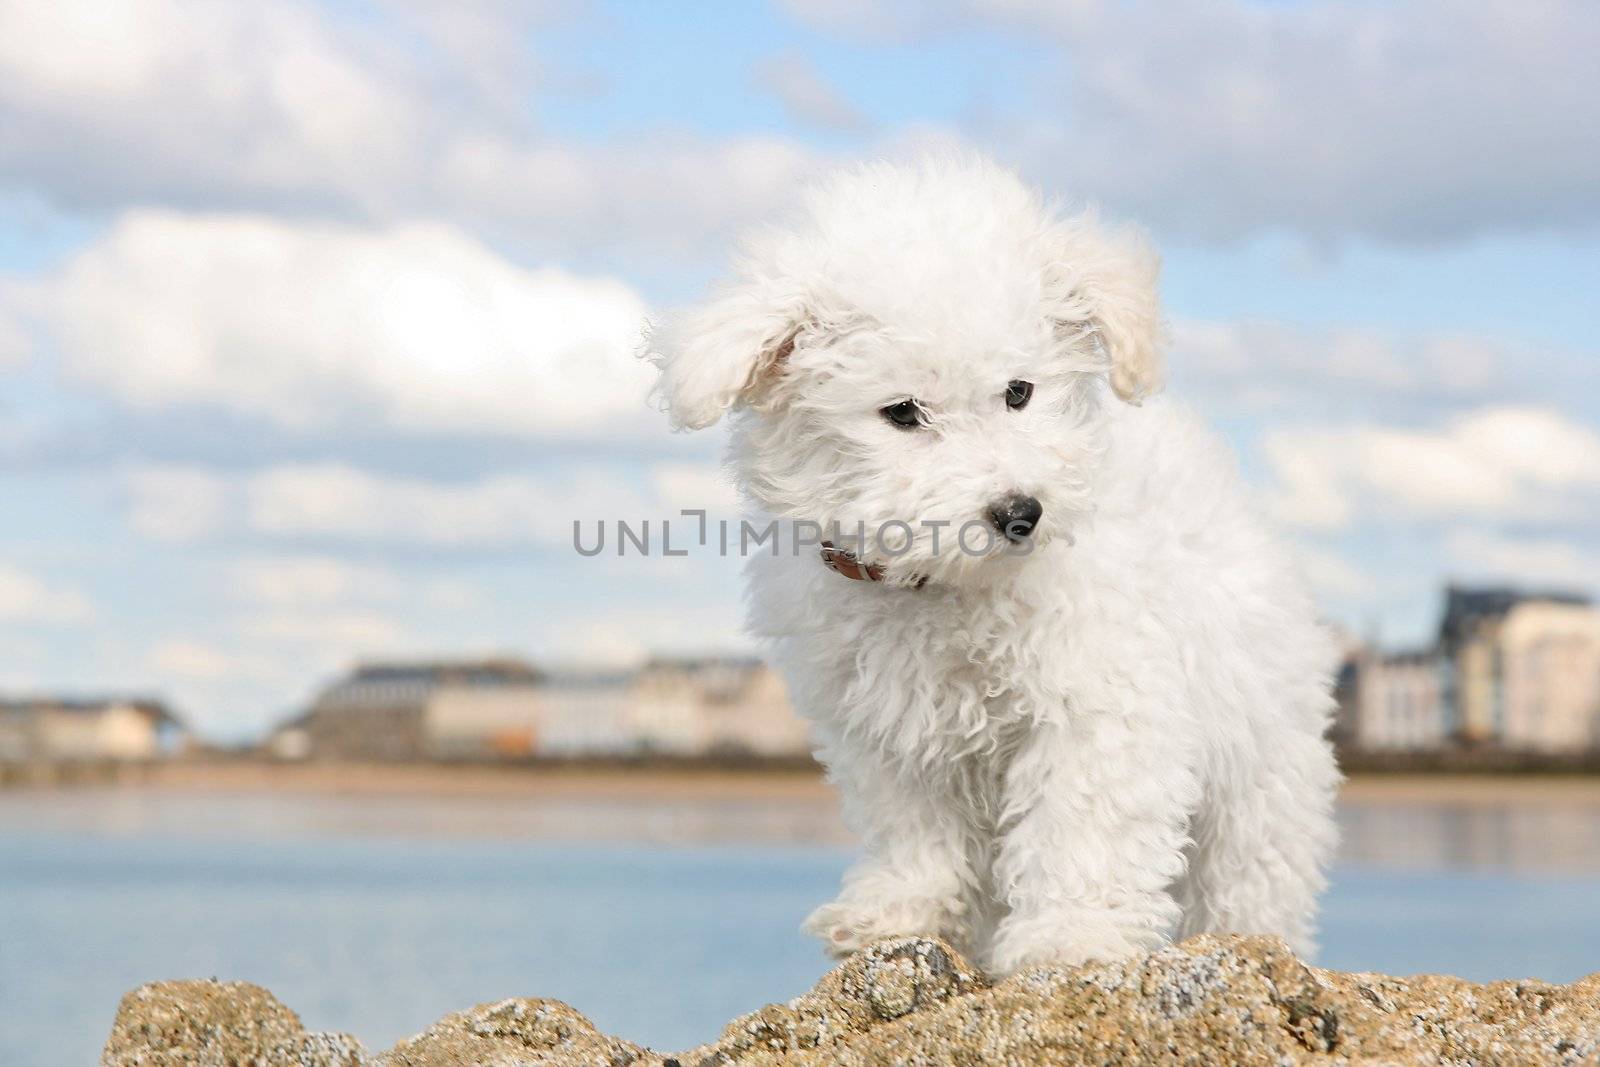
0, 0, 1597, 739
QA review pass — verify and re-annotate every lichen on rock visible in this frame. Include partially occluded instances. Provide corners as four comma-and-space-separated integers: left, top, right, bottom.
100, 979, 367, 1067
687, 937, 983, 1064
101, 934, 1600, 1066
382, 996, 651, 1066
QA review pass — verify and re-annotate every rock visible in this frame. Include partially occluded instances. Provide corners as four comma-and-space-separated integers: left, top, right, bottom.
688, 938, 983, 1064
382, 997, 650, 1066
102, 935, 1600, 1067
100, 979, 367, 1066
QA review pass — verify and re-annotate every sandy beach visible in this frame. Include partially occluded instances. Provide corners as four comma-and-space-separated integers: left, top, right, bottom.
12, 758, 1598, 809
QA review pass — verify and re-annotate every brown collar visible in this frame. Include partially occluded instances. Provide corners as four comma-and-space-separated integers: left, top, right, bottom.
820, 540, 884, 582
820, 541, 927, 589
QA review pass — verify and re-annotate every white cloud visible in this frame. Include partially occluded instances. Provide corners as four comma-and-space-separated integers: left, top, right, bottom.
1445, 530, 1600, 593
1290, 543, 1377, 602
226, 555, 401, 607
0, 0, 823, 257
374, 0, 566, 118
147, 639, 238, 680
540, 605, 752, 668
223, 554, 489, 623
1173, 321, 1530, 413
1260, 440, 1353, 530
791, 0, 1600, 243
0, 0, 434, 217
1083, 0, 1600, 241
244, 464, 590, 546
7, 0, 1597, 247
13, 212, 656, 440
1262, 406, 1600, 530
780, 0, 965, 40
434, 133, 823, 258
0, 303, 28, 368
756, 53, 872, 132
649, 462, 740, 517
240, 610, 410, 649
124, 460, 728, 548
125, 465, 231, 542
0, 564, 96, 624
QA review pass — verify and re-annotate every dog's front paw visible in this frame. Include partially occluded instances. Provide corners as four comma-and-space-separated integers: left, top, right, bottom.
804, 894, 968, 958
985, 914, 1155, 976
804, 900, 890, 957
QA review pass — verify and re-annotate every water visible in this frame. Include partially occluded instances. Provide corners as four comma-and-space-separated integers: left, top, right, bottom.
2, 786, 1599, 1066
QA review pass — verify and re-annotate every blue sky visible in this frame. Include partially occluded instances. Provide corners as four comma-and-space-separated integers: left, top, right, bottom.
0, 0, 1597, 738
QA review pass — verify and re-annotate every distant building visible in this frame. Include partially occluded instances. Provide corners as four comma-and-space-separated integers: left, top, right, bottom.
1363, 652, 1452, 751
532, 670, 637, 757
296, 659, 544, 761
1328, 625, 1366, 747
1337, 585, 1600, 757
1337, 643, 1452, 751
0, 698, 184, 762
634, 657, 810, 758
281, 655, 810, 761
1440, 588, 1600, 748
1496, 601, 1600, 753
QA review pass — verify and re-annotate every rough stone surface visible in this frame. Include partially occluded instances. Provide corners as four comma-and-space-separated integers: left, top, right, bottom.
381, 997, 650, 1066
103, 935, 1600, 1066
101, 979, 367, 1066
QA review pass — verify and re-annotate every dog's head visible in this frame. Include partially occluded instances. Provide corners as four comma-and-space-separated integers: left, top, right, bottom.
649, 155, 1165, 586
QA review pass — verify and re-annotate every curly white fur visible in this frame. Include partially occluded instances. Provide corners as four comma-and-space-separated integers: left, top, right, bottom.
649, 154, 1340, 975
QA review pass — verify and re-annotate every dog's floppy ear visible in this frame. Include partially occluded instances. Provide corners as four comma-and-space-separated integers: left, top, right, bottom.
1049, 214, 1165, 404
649, 278, 808, 431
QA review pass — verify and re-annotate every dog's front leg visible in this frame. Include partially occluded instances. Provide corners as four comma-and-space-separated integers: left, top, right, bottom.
987, 707, 1198, 975
804, 745, 975, 957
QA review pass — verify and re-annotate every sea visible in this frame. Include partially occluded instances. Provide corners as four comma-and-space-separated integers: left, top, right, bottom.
2, 783, 1598, 1066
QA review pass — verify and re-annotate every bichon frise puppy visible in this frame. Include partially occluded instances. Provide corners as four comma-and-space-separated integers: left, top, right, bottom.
649, 155, 1340, 975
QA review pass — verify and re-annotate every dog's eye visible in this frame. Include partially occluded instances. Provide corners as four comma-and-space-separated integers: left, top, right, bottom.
880, 399, 926, 429
1005, 380, 1034, 411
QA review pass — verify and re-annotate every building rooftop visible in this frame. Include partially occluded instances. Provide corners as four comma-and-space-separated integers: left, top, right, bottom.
1439, 585, 1592, 646
1380, 648, 1440, 666
344, 659, 544, 687
310, 658, 547, 715
0, 696, 181, 726
643, 654, 764, 672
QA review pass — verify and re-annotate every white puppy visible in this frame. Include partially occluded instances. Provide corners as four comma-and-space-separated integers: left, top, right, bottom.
649, 155, 1340, 975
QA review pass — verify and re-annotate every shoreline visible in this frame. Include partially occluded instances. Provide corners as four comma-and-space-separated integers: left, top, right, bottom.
3, 758, 1599, 807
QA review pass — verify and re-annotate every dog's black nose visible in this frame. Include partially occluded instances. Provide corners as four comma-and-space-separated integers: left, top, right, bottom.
986, 494, 1043, 542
